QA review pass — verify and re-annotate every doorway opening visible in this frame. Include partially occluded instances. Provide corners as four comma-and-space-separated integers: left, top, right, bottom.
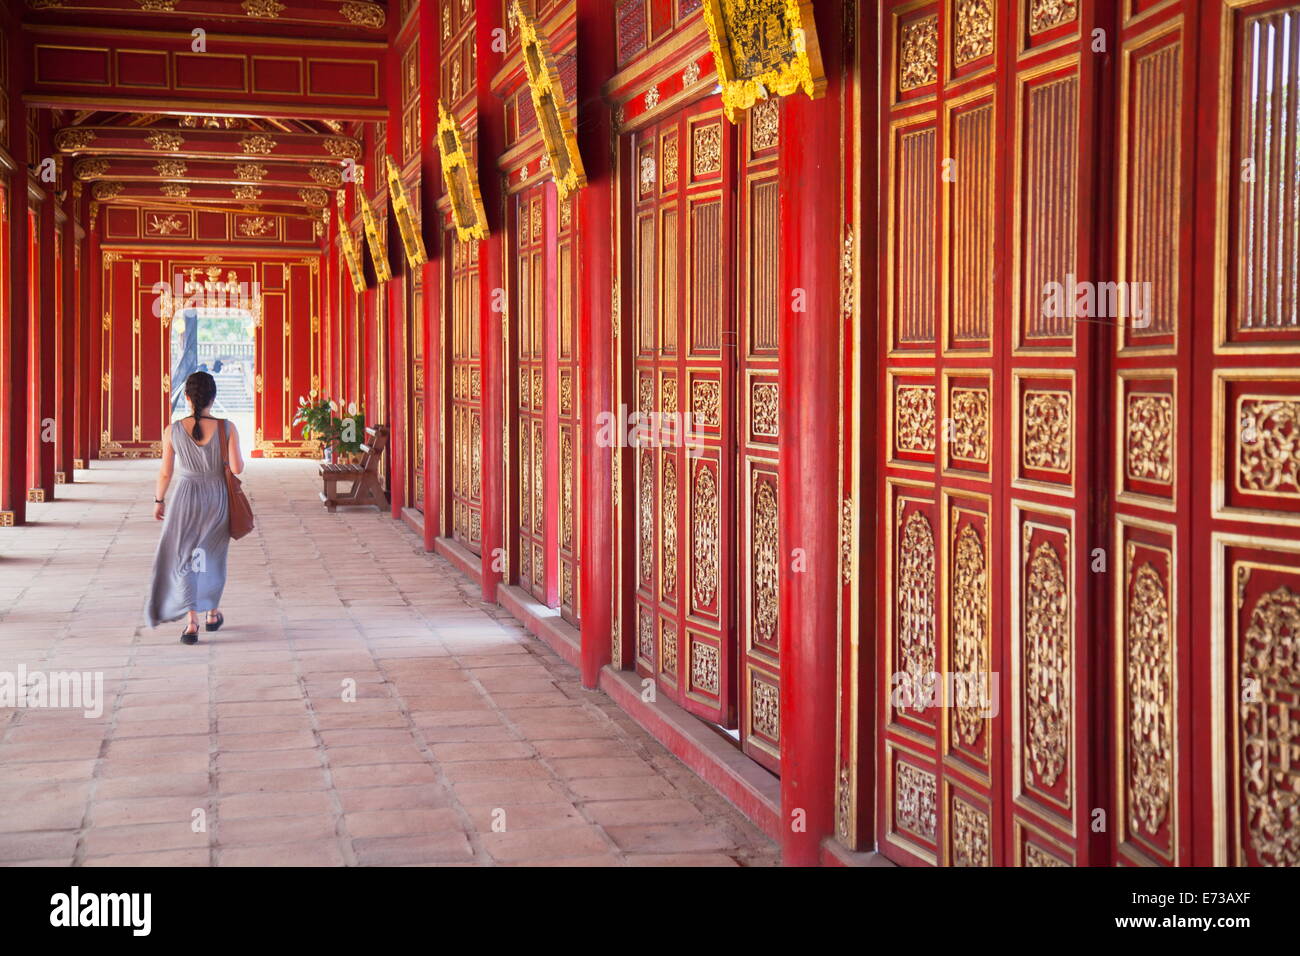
169, 307, 256, 459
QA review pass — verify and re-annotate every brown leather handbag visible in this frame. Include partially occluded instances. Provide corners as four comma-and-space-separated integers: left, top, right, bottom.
218, 419, 255, 540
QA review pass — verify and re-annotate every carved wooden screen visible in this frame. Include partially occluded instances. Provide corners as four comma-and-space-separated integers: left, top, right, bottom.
448, 231, 482, 553
515, 183, 547, 600
631, 97, 738, 728
556, 192, 581, 624
1193, 0, 1300, 868
1110, 0, 1196, 868
737, 98, 782, 771
878, 0, 1104, 867
410, 269, 425, 513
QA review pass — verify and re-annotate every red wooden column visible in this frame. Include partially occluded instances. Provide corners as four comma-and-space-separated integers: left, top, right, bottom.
417, 0, 442, 552
72, 198, 90, 472
0, 37, 30, 525
384, 14, 405, 522
475, 1, 507, 600
85, 202, 101, 464
778, 0, 843, 866
56, 188, 77, 484
32, 111, 58, 503
576, 0, 615, 686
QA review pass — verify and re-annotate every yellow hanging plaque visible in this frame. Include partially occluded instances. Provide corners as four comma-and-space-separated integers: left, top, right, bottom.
702, 0, 827, 123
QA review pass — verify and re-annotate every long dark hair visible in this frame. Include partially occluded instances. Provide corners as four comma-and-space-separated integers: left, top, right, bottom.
184, 371, 217, 440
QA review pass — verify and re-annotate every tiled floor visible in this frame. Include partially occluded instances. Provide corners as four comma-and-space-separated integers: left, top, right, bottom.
0, 459, 778, 867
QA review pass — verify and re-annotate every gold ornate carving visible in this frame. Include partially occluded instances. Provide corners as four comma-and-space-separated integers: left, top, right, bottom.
836, 765, 851, 840
639, 153, 656, 196
951, 387, 990, 463
161, 183, 189, 198
233, 184, 261, 200
954, 0, 995, 66
233, 162, 266, 181
1127, 558, 1172, 837
238, 215, 272, 237
899, 14, 939, 91
841, 498, 854, 584
895, 763, 937, 841
692, 123, 723, 177
693, 465, 720, 610
753, 477, 779, 643
239, 134, 277, 155
662, 137, 679, 186
75, 158, 110, 180
661, 619, 677, 675
639, 608, 655, 662
55, 128, 96, 151
952, 524, 988, 746
1025, 843, 1068, 867
92, 181, 124, 201
1238, 398, 1300, 495
1029, 0, 1078, 35
1023, 390, 1071, 472
692, 380, 721, 426
898, 510, 937, 713
684, 60, 702, 86
324, 137, 363, 159
436, 102, 490, 242
751, 675, 779, 740
309, 164, 343, 187
298, 188, 329, 206
146, 130, 184, 151
752, 97, 780, 151
701, 0, 827, 122
513, 2, 587, 200
559, 432, 575, 551
662, 456, 678, 598
662, 377, 677, 416
691, 640, 720, 695
340, 1, 385, 27
1240, 584, 1300, 866
645, 85, 660, 110
952, 799, 991, 866
242, 0, 285, 17
639, 452, 654, 585
154, 159, 187, 177
385, 155, 429, 267
148, 214, 184, 236
1126, 393, 1174, 484
896, 384, 936, 453
1025, 538, 1070, 789
752, 382, 778, 438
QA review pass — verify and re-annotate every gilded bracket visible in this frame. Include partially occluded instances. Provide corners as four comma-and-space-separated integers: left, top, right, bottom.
436, 101, 490, 242
385, 155, 429, 268
512, 2, 587, 201
702, 0, 827, 123
336, 191, 368, 294
354, 165, 392, 282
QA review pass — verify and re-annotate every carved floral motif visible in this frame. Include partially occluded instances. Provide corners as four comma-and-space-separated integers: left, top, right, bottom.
1238, 398, 1300, 495
955, 0, 995, 66
1126, 393, 1174, 484
952, 800, 990, 866
895, 763, 937, 841
1241, 584, 1300, 866
952, 524, 988, 746
898, 510, 936, 714
896, 385, 936, 453
692, 464, 719, 610
1127, 560, 1172, 837
899, 15, 939, 92
951, 387, 989, 463
1029, 0, 1078, 36
753, 477, 778, 644
1024, 538, 1070, 789
690, 639, 719, 695
1023, 390, 1071, 472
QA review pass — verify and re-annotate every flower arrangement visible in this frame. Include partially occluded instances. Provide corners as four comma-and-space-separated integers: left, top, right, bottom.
294, 393, 366, 461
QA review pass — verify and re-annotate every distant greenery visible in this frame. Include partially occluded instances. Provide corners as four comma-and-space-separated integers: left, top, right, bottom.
198, 314, 254, 342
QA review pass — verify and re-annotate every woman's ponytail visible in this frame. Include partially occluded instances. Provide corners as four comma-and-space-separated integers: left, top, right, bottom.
184, 371, 217, 440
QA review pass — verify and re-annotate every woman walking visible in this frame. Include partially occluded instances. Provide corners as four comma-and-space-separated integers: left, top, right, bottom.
145, 371, 244, 643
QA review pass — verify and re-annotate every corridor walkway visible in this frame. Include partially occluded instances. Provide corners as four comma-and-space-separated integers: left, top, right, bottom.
0, 459, 778, 867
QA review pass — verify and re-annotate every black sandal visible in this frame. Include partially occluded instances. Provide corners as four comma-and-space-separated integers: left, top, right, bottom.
205, 611, 224, 632
181, 623, 199, 645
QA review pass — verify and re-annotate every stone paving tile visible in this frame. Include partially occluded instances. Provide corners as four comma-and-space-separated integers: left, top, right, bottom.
0, 459, 779, 867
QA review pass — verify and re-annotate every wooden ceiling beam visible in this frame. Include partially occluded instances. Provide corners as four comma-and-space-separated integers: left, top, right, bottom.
54, 125, 362, 163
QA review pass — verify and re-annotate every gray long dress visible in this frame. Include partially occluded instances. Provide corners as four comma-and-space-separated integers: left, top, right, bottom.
145, 420, 231, 627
